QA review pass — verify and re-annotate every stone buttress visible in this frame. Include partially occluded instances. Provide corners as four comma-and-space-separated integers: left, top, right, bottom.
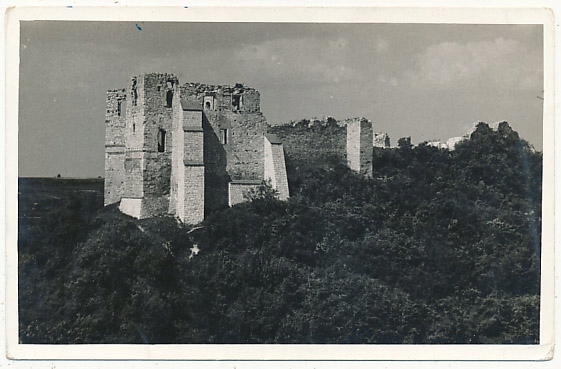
346, 118, 373, 177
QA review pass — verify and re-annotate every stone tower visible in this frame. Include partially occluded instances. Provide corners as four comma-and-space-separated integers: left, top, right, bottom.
346, 118, 373, 177
104, 73, 290, 223
113, 73, 179, 219
104, 88, 127, 206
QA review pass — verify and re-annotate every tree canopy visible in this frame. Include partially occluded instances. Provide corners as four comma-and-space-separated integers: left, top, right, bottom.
19, 122, 542, 344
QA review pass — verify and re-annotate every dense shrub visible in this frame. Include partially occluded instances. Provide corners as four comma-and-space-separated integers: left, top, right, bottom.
19, 123, 542, 344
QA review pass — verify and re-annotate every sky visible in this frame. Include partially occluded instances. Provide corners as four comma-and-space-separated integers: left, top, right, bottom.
18, 21, 543, 177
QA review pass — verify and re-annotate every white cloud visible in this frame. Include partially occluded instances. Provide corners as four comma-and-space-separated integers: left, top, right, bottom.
235, 37, 358, 85
401, 37, 542, 91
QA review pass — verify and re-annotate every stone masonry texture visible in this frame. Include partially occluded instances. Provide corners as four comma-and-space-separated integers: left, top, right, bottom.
270, 117, 374, 177
105, 75, 382, 223
105, 74, 287, 224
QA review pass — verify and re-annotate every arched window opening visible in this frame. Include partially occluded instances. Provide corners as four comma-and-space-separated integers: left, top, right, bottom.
205, 101, 211, 109
158, 129, 166, 152
166, 90, 173, 108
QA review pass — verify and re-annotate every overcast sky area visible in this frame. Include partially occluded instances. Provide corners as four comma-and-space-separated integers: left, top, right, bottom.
18, 21, 543, 178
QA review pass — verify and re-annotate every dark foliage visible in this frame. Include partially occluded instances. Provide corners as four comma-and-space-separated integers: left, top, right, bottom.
19, 123, 541, 344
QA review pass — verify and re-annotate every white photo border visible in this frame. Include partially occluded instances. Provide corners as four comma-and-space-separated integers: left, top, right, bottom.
3, 2, 556, 362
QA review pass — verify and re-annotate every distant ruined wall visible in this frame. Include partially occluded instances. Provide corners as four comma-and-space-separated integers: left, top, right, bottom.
373, 132, 391, 148
268, 118, 348, 165
269, 117, 374, 176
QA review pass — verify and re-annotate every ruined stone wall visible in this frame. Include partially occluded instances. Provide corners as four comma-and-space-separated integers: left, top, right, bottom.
105, 89, 127, 146
181, 83, 266, 181
221, 111, 266, 180
183, 166, 205, 223
104, 89, 127, 205
228, 181, 261, 207
184, 113, 207, 221
104, 151, 125, 205
140, 73, 177, 155
119, 74, 179, 218
346, 121, 361, 172
181, 83, 260, 113
121, 76, 146, 202
105, 75, 289, 222
268, 118, 348, 165
125, 76, 145, 151
123, 155, 143, 198
203, 111, 266, 181
202, 114, 229, 212
360, 120, 373, 177
179, 82, 266, 212
141, 153, 172, 216
373, 132, 391, 148
168, 91, 183, 214
139, 74, 177, 215
270, 117, 374, 176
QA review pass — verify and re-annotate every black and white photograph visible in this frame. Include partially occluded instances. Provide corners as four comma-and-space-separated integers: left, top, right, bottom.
3, 3, 556, 364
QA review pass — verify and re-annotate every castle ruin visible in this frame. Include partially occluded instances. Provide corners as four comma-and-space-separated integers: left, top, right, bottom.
105, 73, 376, 224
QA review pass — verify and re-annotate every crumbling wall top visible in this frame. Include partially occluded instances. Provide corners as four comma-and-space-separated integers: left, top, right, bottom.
275, 116, 371, 129
181, 82, 258, 95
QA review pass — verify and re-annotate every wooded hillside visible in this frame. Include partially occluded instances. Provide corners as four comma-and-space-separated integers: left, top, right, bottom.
19, 122, 542, 344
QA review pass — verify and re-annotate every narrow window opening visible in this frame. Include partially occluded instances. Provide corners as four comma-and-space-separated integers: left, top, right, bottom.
158, 129, 166, 152
131, 78, 138, 106
117, 101, 122, 116
205, 101, 211, 109
220, 129, 228, 145
232, 95, 241, 110
132, 123, 136, 133
157, 86, 161, 92
166, 90, 173, 108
